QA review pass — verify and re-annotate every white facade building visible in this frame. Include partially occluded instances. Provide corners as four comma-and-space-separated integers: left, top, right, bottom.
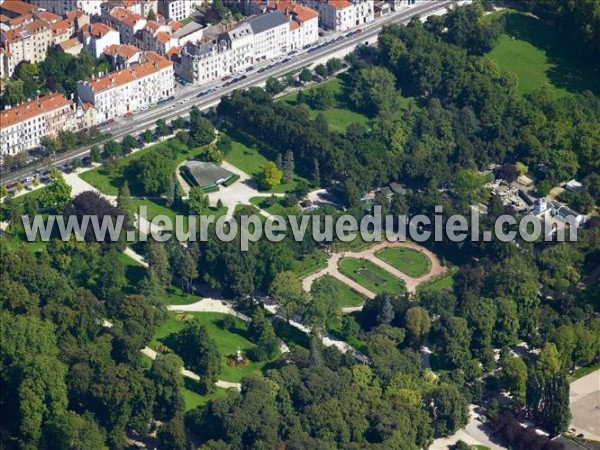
27, 0, 102, 16
82, 22, 121, 58
0, 93, 77, 156
318, 0, 374, 31
158, 0, 193, 22
76, 52, 174, 123
247, 10, 289, 60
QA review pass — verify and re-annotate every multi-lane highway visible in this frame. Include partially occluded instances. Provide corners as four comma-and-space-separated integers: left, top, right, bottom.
2, 0, 455, 186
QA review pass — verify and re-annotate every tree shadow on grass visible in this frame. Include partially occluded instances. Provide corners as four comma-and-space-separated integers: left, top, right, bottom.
503, 12, 600, 96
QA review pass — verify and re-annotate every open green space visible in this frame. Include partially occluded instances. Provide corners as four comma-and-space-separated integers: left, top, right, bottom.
150, 311, 276, 383
375, 247, 431, 278
222, 128, 308, 193
281, 76, 369, 132
80, 140, 208, 196
417, 267, 458, 294
182, 380, 228, 411
249, 196, 300, 216
311, 275, 365, 308
338, 257, 405, 295
289, 250, 328, 279
486, 11, 599, 97
327, 319, 368, 354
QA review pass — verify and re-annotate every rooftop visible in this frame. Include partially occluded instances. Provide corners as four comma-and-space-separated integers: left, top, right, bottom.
247, 11, 288, 34
0, 93, 73, 128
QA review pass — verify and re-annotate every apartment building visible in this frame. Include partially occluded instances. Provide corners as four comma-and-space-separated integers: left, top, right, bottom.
81, 22, 120, 58
103, 7, 147, 45
317, 0, 374, 31
0, 19, 52, 76
286, 4, 319, 50
158, 0, 192, 22
26, 0, 102, 16
103, 43, 141, 69
76, 51, 174, 123
0, 0, 38, 29
0, 93, 77, 156
247, 11, 289, 60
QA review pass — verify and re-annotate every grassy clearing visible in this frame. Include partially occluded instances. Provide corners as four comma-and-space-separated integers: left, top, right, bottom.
182, 379, 228, 411
486, 11, 599, 97
289, 250, 329, 279
417, 267, 458, 294
338, 257, 405, 295
375, 247, 431, 278
150, 311, 275, 382
327, 320, 369, 353
249, 196, 300, 216
80, 140, 208, 196
222, 128, 308, 193
312, 275, 365, 308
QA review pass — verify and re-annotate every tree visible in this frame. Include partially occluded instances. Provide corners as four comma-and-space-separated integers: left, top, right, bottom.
180, 250, 198, 293
103, 140, 121, 160
265, 77, 284, 95
312, 157, 321, 187
40, 136, 58, 153
537, 343, 562, 379
95, 249, 127, 304
314, 63, 328, 78
157, 415, 186, 450
121, 135, 137, 154
326, 58, 343, 74
453, 169, 489, 205
42, 411, 106, 450
299, 68, 312, 83
189, 107, 215, 146
248, 308, 279, 361
40, 169, 72, 211
150, 354, 184, 420
146, 240, 172, 286
269, 270, 309, 322
493, 297, 519, 347
405, 306, 431, 346
437, 316, 472, 370
188, 187, 209, 215
155, 119, 170, 139
90, 145, 101, 163
143, 129, 154, 143
71, 158, 83, 170
259, 162, 283, 190
58, 130, 77, 150
426, 384, 469, 437
502, 356, 528, 404
175, 320, 222, 391
350, 66, 398, 116
117, 180, 134, 226
147, 8, 156, 20
135, 148, 172, 195
283, 150, 295, 183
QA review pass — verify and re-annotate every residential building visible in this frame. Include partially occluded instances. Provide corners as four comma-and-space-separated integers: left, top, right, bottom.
76, 51, 174, 123
103, 43, 141, 68
58, 36, 83, 55
525, 198, 587, 237
247, 10, 288, 60
81, 22, 120, 58
26, 0, 102, 16
0, 19, 52, 76
103, 7, 147, 45
0, 92, 77, 156
158, 0, 192, 22
317, 0, 374, 31
285, 3, 319, 50
180, 35, 231, 85
0, 0, 38, 30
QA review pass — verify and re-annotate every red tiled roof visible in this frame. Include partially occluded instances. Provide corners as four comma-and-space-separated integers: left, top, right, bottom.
0, 93, 73, 128
110, 7, 145, 28
86, 52, 172, 93
91, 22, 115, 37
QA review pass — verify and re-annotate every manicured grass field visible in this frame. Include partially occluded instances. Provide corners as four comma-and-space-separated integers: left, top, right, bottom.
338, 257, 405, 295
182, 380, 228, 411
289, 250, 328, 279
223, 128, 308, 193
150, 311, 276, 383
375, 247, 431, 278
249, 196, 300, 216
311, 275, 365, 308
417, 267, 458, 294
281, 77, 370, 132
486, 11, 599, 97
80, 140, 207, 196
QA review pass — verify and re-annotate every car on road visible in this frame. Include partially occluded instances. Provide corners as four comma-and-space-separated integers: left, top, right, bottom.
245, 66, 255, 72
258, 67, 267, 73
124, 112, 134, 118
356, 28, 363, 34
168, 95, 175, 101
107, 118, 115, 124
222, 75, 232, 81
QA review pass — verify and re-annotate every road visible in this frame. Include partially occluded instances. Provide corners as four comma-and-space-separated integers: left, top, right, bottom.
2, 0, 456, 186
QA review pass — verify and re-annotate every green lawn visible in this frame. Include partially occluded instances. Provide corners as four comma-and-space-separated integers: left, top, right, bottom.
417, 267, 458, 294
223, 128, 308, 193
375, 247, 431, 278
281, 76, 370, 132
289, 250, 329, 279
80, 140, 208, 196
338, 257, 406, 295
249, 196, 300, 216
182, 380, 228, 411
150, 312, 276, 383
487, 11, 599, 97
327, 320, 368, 354
311, 275, 365, 308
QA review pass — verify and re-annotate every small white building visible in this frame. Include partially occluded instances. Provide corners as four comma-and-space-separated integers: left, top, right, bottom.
82, 23, 121, 58
525, 198, 587, 237
158, 0, 193, 22
76, 52, 174, 123
318, 0, 374, 31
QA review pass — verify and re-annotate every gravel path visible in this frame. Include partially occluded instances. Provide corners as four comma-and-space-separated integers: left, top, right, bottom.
570, 369, 600, 441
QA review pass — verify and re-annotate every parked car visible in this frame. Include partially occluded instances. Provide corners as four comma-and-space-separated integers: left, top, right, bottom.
107, 118, 115, 124
124, 112, 133, 118
245, 66, 255, 72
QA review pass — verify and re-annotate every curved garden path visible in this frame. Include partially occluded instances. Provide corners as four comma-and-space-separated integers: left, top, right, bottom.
303, 241, 447, 299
